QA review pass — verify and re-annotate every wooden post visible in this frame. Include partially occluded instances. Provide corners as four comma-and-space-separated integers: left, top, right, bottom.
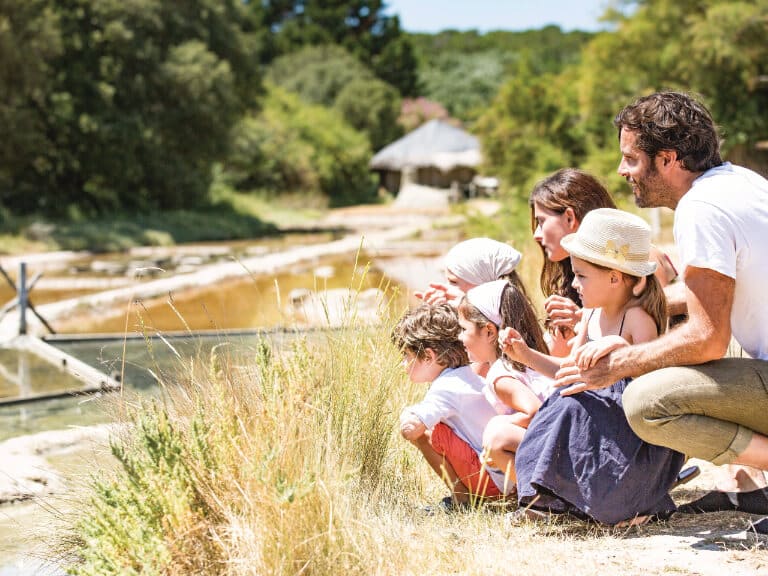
19, 262, 27, 335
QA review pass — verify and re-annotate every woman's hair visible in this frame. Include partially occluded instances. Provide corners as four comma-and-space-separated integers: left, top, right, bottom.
458, 281, 548, 371
613, 91, 722, 173
501, 270, 529, 299
392, 303, 468, 369
529, 168, 616, 304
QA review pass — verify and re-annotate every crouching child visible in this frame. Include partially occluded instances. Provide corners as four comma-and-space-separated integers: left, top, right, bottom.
392, 303, 512, 511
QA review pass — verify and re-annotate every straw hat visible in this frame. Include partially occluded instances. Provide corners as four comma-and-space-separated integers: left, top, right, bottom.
560, 208, 657, 277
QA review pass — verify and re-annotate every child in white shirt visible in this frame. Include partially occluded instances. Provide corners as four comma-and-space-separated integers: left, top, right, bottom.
393, 303, 512, 509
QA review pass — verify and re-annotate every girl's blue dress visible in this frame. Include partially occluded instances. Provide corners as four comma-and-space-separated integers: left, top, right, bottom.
514, 378, 685, 524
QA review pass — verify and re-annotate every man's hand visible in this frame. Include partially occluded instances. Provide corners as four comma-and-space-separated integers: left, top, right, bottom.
572, 335, 628, 370
554, 351, 620, 396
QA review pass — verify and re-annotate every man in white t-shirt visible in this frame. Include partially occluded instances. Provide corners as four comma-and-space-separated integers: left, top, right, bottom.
554, 91, 768, 531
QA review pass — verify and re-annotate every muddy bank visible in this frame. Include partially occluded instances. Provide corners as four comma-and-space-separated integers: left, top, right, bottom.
0, 424, 115, 505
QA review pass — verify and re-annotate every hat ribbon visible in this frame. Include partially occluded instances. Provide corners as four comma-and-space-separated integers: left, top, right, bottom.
604, 240, 629, 265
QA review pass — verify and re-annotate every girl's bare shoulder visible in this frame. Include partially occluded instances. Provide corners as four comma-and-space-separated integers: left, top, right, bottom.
624, 305, 658, 343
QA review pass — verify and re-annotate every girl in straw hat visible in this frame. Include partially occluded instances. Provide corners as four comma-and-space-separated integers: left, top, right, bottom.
501, 208, 685, 526
529, 168, 678, 357
457, 279, 556, 486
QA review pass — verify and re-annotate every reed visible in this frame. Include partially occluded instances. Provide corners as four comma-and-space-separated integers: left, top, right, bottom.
61, 279, 442, 574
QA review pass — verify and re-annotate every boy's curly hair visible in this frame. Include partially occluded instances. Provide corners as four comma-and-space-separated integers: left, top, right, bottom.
391, 303, 469, 369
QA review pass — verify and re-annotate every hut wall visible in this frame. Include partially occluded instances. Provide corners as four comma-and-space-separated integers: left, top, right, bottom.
415, 167, 476, 190
376, 170, 401, 194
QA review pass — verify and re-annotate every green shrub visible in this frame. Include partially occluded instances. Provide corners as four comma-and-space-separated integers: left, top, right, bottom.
224, 85, 376, 206
63, 297, 431, 574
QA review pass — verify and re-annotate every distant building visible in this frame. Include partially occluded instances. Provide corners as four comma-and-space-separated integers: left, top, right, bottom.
369, 119, 482, 201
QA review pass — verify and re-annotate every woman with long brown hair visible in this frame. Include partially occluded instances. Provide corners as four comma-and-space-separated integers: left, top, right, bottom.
529, 168, 677, 355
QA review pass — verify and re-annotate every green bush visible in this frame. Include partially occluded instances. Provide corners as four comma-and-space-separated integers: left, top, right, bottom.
225, 85, 376, 206
64, 312, 420, 574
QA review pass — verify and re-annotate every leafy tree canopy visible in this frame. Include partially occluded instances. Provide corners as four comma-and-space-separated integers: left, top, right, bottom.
0, 0, 263, 216
267, 44, 402, 150
224, 84, 375, 206
407, 26, 593, 121
259, 0, 420, 96
476, 0, 768, 198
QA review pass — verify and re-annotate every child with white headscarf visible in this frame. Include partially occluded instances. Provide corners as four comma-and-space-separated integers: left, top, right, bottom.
415, 238, 526, 305
456, 279, 555, 486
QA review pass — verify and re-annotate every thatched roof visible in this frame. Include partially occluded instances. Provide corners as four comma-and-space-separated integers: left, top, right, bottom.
369, 119, 481, 172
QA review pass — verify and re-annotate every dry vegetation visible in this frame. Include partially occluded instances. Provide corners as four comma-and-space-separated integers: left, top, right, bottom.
51, 283, 768, 576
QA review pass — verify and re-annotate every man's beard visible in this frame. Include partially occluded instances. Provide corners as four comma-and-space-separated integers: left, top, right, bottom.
632, 163, 667, 208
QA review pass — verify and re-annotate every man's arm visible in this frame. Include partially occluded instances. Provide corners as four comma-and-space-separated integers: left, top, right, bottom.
555, 266, 734, 394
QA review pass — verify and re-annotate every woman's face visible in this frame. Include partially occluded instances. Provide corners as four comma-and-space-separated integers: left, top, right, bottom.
532, 201, 576, 262
445, 269, 476, 295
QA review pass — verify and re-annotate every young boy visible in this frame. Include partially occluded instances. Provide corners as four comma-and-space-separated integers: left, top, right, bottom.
392, 303, 509, 510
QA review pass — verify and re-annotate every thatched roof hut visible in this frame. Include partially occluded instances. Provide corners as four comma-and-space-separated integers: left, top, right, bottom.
369, 119, 481, 200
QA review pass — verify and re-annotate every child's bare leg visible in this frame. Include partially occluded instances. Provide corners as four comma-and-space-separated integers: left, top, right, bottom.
411, 434, 471, 502
483, 416, 526, 485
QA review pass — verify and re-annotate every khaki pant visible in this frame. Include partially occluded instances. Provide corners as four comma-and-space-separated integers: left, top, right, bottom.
623, 357, 768, 465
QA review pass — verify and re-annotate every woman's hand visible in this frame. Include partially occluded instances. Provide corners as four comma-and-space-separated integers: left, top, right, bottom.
544, 295, 581, 332
414, 282, 463, 305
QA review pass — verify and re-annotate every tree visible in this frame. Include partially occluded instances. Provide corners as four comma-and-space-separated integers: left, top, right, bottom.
474, 0, 768, 198
224, 84, 375, 206
0, 0, 263, 216
267, 44, 402, 150
0, 0, 63, 215
259, 0, 420, 96
267, 44, 367, 107
334, 77, 402, 151
474, 59, 586, 195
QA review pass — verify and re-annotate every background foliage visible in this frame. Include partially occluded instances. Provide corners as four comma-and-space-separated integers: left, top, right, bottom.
0, 0, 766, 234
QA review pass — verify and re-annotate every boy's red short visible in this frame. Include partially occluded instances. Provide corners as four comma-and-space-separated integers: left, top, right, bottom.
431, 423, 501, 497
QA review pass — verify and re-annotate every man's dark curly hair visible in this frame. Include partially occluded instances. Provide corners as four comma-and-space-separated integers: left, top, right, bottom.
392, 303, 468, 369
614, 91, 722, 172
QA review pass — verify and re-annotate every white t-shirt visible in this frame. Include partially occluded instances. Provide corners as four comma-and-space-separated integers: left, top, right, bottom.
405, 365, 509, 492
484, 359, 556, 415
673, 163, 768, 359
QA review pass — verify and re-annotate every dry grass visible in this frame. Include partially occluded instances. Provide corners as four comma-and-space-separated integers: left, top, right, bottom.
52, 278, 768, 575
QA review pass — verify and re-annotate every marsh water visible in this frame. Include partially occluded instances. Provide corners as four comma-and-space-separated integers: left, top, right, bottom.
0, 221, 452, 574
0, 248, 395, 440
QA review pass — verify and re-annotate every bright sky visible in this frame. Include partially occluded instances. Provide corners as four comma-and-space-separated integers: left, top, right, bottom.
384, 0, 612, 33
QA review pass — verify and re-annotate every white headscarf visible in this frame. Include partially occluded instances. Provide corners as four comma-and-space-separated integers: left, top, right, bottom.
465, 279, 508, 327
444, 238, 522, 287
